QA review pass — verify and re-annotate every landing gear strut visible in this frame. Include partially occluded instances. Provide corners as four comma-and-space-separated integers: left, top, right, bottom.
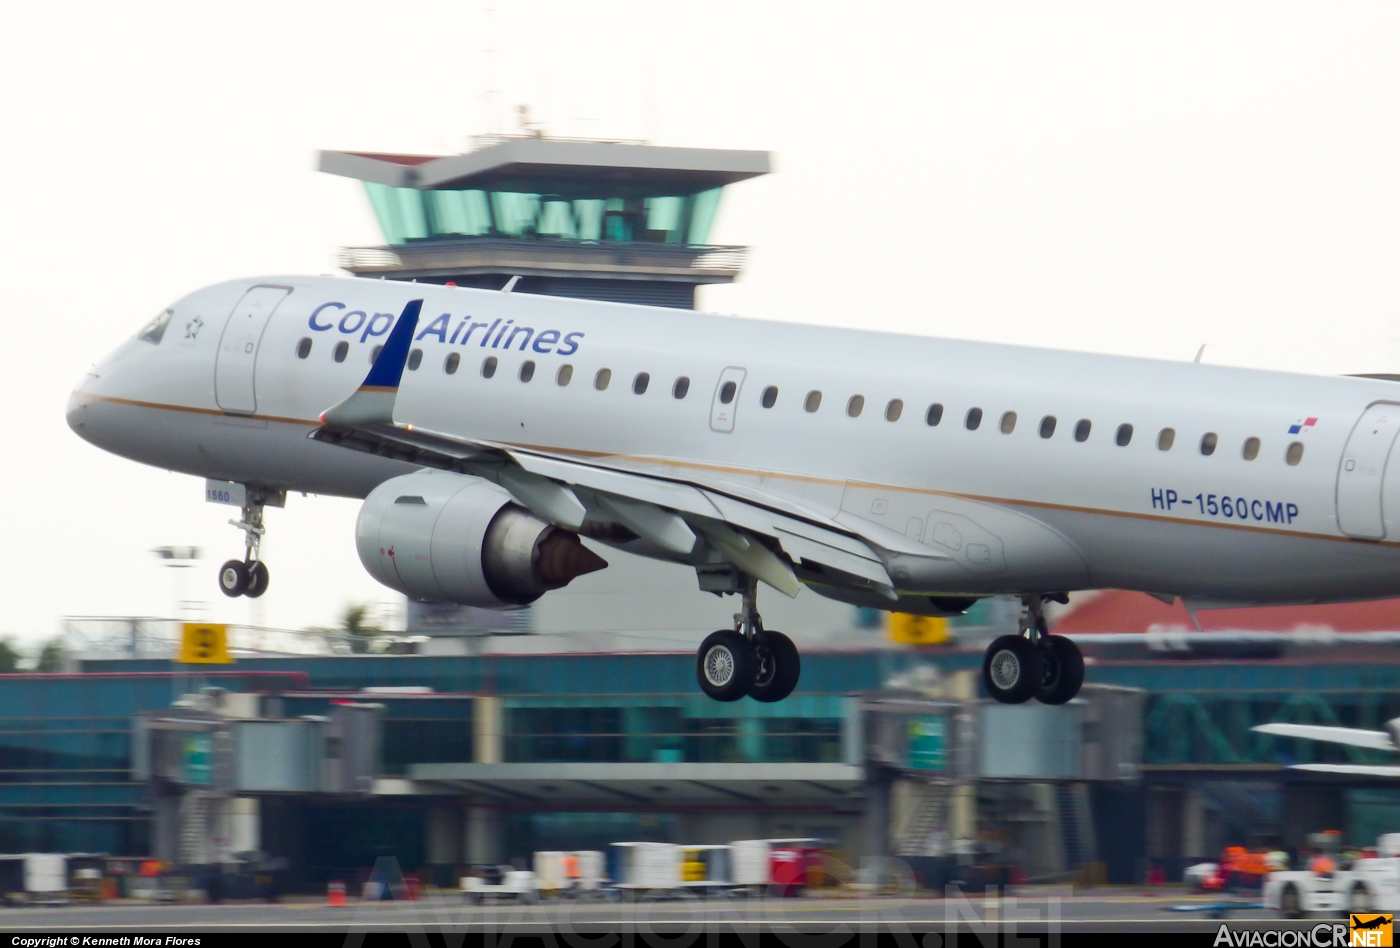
695, 579, 801, 703
218, 489, 276, 599
982, 593, 1084, 705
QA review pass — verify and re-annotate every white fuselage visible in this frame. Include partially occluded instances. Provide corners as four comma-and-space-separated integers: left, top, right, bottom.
67, 275, 1400, 604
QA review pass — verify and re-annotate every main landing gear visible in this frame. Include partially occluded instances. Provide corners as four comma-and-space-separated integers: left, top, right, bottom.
695, 581, 801, 703
981, 593, 1084, 705
218, 490, 274, 599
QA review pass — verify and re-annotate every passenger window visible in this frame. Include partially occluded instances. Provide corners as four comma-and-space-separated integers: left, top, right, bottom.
371, 345, 383, 365
1242, 437, 1260, 461
444, 352, 460, 375
1200, 432, 1218, 456
1074, 419, 1091, 442
761, 386, 778, 408
1039, 415, 1056, 439
333, 341, 349, 363
631, 372, 649, 394
965, 407, 983, 431
296, 337, 312, 359
847, 395, 865, 417
720, 381, 738, 404
1286, 441, 1305, 466
999, 411, 1017, 434
520, 360, 535, 382
673, 376, 689, 399
804, 390, 822, 413
594, 368, 611, 390
557, 364, 573, 386
1158, 427, 1175, 451
407, 348, 423, 371
482, 356, 498, 378
926, 403, 943, 426
885, 399, 903, 422
1115, 423, 1133, 447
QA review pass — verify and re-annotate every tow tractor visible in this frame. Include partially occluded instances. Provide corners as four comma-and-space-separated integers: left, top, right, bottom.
1264, 833, 1400, 917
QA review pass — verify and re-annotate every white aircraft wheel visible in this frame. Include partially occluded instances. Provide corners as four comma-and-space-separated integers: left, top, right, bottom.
245, 561, 270, 599
1035, 635, 1085, 705
696, 630, 755, 702
218, 560, 250, 598
749, 631, 800, 703
982, 635, 1042, 704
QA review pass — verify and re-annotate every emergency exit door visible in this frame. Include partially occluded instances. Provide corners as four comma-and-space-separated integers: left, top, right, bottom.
215, 286, 291, 413
709, 367, 747, 433
1336, 402, 1400, 539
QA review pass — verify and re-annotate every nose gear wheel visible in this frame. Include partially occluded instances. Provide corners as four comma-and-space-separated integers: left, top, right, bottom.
218, 560, 250, 598
216, 487, 278, 598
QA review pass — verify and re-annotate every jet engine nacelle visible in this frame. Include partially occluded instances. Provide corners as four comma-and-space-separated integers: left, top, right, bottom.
356, 469, 607, 607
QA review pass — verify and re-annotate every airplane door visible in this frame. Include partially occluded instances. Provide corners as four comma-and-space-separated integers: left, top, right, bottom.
709, 367, 747, 433
1336, 402, 1400, 539
215, 285, 291, 413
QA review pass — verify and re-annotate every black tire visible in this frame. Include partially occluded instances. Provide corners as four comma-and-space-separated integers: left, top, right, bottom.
1280, 883, 1302, 919
1035, 635, 1085, 705
696, 630, 755, 702
245, 561, 270, 599
982, 635, 1043, 704
749, 631, 800, 703
1350, 884, 1372, 914
218, 560, 249, 598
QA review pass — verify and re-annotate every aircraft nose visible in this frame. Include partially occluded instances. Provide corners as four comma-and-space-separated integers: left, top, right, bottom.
66, 384, 95, 442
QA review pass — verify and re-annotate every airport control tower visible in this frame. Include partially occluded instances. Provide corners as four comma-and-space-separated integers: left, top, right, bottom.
319, 136, 770, 309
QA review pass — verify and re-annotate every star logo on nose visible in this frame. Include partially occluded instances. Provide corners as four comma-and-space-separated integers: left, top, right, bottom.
184, 316, 204, 340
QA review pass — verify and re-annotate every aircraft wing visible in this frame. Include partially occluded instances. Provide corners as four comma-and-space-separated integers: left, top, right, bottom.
312, 301, 915, 599
1251, 722, 1396, 752
1288, 764, 1400, 777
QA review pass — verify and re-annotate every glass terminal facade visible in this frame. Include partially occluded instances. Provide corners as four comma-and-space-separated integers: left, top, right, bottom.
364, 183, 723, 247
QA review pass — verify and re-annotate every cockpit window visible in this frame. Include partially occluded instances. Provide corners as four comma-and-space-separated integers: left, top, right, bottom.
138, 309, 173, 344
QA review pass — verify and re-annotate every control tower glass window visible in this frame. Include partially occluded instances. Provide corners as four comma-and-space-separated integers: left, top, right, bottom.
363, 183, 724, 247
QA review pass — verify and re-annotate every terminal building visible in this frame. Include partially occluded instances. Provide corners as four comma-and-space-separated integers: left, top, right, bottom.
10, 612, 1400, 891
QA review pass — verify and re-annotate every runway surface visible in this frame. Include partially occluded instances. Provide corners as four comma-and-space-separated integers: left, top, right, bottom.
0, 887, 1336, 933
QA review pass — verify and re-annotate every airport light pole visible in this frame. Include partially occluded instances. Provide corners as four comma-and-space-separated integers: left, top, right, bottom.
152, 546, 201, 655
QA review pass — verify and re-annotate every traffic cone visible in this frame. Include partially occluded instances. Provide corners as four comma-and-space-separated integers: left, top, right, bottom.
327, 881, 346, 907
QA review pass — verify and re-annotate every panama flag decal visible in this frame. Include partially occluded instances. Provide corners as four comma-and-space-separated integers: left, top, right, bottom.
1288, 417, 1318, 435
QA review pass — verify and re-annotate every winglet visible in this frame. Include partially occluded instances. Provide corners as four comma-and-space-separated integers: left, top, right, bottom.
319, 299, 422, 428
359, 299, 422, 392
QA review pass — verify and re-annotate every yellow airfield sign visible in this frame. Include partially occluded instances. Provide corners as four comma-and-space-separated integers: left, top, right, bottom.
179, 623, 233, 664
888, 612, 951, 646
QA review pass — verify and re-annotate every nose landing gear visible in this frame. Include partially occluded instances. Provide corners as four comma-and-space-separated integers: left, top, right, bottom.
981, 593, 1084, 705
695, 580, 801, 703
217, 489, 279, 599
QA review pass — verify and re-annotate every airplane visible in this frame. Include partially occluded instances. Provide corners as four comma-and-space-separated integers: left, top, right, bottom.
66, 276, 1400, 705
1253, 722, 1400, 777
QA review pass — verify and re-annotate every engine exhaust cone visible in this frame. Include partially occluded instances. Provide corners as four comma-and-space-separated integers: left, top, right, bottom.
536, 531, 609, 588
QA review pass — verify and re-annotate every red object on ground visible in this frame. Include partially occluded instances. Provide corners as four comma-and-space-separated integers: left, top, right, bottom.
327, 881, 347, 907
1146, 864, 1166, 886
770, 848, 804, 892
404, 874, 420, 900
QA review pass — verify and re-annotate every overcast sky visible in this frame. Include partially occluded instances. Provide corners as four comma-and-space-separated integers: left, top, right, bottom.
2, 1, 1398, 644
